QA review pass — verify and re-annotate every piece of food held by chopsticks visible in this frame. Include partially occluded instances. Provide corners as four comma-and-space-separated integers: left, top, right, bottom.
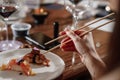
0, 48, 50, 76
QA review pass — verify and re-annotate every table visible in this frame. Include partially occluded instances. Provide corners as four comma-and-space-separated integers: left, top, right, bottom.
8, 4, 112, 80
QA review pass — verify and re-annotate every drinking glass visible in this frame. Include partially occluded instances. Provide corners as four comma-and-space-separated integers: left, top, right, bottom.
0, 19, 7, 51
64, 0, 93, 30
0, 0, 22, 51
63, 0, 93, 65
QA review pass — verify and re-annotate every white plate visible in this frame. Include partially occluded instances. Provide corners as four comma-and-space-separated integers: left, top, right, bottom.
0, 49, 65, 80
86, 18, 115, 32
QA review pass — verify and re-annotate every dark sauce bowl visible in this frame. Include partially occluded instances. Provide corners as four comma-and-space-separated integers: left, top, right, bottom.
32, 8, 49, 24
11, 22, 31, 37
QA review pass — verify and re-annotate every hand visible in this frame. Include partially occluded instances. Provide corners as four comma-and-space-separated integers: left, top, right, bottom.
60, 28, 107, 79
60, 28, 96, 56
60, 29, 84, 52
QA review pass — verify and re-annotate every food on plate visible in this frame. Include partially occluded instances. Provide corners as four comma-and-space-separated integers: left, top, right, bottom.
0, 58, 35, 76
23, 48, 50, 66
0, 48, 50, 76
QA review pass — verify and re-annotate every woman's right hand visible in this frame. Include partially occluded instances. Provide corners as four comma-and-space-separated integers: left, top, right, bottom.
60, 28, 107, 79
60, 29, 84, 52
60, 28, 96, 56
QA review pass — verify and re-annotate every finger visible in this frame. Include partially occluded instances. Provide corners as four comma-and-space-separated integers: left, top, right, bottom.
61, 40, 75, 49
61, 41, 74, 47
60, 37, 77, 51
74, 30, 85, 35
66, 30, 81, 42
61, 37, 70, 43
59, 28, 70, 36
59, 31, 66, 36
66, 30, 90, 54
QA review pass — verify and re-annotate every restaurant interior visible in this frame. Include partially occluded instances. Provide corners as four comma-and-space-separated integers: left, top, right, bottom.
0, 0, 116, 80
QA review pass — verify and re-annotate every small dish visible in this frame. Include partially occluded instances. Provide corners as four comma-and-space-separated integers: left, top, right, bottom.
32, 8, 49, 24
11, 22, 31, 37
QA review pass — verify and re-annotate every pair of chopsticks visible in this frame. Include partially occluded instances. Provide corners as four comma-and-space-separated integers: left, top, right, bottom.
45, 13, 115, 45
44, 13, 115, 54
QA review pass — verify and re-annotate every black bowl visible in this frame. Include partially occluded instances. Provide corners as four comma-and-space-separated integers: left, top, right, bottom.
32, 12, 48, 24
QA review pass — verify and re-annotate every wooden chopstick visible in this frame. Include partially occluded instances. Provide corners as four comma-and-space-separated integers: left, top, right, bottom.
43, 44, 61, 54
63, 19, 115, 45
44, 19, 115, 54
44, 13, 115, 45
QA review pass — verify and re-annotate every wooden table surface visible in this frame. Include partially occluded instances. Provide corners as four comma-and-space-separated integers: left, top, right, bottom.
7, 4, 112, 80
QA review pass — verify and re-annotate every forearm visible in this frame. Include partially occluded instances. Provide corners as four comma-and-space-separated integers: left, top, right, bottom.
81, 51, 107, 80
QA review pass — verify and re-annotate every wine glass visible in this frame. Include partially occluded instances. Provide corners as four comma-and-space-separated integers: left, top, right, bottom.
64, 0, 84, 30
0, 0, 22, 51
63, 0, 92, 66
64, 0, 93, 30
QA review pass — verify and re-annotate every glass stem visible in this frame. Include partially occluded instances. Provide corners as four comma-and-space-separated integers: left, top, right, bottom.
72, 12, 78, 30
6, 25, 8, 42
72, 52, 76, 65
71, 7, 79, 65
4, 18, 9, 43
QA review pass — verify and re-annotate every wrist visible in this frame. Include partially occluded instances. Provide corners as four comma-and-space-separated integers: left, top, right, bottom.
80, 50, 91, 63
